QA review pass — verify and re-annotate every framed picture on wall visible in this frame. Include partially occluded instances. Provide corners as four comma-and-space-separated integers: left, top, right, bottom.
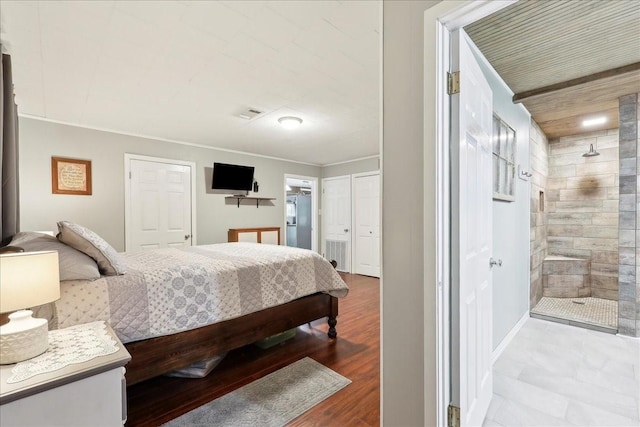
51, 157, 92, 195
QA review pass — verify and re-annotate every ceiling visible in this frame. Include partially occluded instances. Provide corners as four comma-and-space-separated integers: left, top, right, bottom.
466, 0, 640, 139
2, 1, 638, 160
0, 1, 381, 166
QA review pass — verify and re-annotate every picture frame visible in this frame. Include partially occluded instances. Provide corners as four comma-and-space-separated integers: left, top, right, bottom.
51, 157, 92, 195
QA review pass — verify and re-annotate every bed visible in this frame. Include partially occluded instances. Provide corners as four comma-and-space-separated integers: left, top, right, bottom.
4, 225, 349, 386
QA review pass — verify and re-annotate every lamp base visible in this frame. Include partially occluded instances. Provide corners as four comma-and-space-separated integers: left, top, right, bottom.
0, 310, 49, 364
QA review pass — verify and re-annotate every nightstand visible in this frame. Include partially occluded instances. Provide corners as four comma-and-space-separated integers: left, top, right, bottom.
0, 323, 131, 426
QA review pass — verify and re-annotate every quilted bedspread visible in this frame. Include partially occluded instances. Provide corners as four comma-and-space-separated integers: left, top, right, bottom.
55, 243, 349, 344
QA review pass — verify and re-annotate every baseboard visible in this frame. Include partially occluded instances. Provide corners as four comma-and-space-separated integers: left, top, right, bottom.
616, 333, 640, 340
492, 311, 529, 364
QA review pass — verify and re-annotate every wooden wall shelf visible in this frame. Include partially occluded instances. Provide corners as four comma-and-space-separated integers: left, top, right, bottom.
225, 196, 275, 208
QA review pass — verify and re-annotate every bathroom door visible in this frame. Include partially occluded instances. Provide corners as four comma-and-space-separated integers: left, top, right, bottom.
450, 29, 494, 427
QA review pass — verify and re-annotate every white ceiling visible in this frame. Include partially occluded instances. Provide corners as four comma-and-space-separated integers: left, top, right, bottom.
0, 0, 381, 166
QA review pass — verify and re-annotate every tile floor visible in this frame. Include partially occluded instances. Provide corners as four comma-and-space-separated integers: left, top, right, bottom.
484, 318, 640, 427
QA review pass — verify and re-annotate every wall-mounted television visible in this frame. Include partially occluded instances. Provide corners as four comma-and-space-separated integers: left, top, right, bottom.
211, 162, 255, 192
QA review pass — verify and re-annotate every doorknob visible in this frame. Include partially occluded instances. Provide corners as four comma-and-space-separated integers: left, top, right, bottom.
185, 234, 191, 240
344, 229, 349, 233
489, 258, 502, 268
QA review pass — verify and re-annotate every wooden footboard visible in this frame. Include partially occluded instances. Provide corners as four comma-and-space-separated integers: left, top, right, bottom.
124, 293, 338, 386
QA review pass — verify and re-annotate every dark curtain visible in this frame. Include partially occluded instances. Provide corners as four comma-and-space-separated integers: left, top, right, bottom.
1, 46, 20, 245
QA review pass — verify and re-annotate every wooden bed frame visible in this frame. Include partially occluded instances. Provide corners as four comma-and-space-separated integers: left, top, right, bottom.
124, 292, 338, 386
1, 229, 341, 386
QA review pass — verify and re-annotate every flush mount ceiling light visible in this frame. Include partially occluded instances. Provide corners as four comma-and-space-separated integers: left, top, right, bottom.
582, 116, 607, 127
278, 116, 303, 129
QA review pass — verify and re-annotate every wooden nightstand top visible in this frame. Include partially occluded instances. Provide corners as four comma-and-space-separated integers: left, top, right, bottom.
0, 323, 130, 404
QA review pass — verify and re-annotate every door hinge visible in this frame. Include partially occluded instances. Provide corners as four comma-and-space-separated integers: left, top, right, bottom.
447, 404, 460, 427
129, 171, 132, 179
447, 71, 460, 95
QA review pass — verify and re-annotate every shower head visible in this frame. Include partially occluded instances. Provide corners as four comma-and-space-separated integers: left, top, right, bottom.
582, 143, 600, 157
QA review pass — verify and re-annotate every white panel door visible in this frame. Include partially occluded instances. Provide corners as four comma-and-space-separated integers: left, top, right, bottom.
451, 29, 493, 427
322, 176, 351, 272
353, 173, 380, 277
128, 159, 192, 250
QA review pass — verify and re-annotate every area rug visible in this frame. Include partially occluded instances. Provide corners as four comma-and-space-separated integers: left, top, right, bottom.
162, 357, 351, 427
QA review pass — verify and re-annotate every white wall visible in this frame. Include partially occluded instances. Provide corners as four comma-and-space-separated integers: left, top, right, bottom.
383, 1, 440, 425
19, 118, 321, 251
471, 43, 531, 348
322, 157, 379, 179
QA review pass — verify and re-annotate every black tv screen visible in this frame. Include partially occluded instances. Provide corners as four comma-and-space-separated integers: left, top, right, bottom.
212, 162, 255, 191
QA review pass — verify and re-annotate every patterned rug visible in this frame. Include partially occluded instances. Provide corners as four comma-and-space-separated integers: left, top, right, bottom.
162, 357, 351, 427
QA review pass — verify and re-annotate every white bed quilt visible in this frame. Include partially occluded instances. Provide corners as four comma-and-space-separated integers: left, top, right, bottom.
55, 243, 349, 344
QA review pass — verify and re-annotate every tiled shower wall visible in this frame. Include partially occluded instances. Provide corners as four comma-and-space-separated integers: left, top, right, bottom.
530, 121, 548, 308
546, 129, 620, 300
618, 93, 639, 337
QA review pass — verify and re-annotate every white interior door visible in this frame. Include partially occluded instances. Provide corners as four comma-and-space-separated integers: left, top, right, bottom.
450, 29, 493, 427
322, 176, 351, 272
353, 173, 380, 277
127, 158, 193, 251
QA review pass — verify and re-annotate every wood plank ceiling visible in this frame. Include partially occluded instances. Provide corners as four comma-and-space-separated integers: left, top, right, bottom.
465, 0, 640, 139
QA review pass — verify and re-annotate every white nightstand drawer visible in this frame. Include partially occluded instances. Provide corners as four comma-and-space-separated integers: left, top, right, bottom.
1, 368, 124, 426
0, 323, 130, 426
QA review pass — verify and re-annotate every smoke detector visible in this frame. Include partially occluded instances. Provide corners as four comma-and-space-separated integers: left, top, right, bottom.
237, 107, 264, 120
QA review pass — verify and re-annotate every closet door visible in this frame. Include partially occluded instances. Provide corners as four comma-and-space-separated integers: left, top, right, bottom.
127, 158, 193, 251
353, 172, 380, 277
322, 176, 351, 272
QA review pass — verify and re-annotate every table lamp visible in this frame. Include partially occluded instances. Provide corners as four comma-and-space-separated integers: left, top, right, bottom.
0, 251, 60, 364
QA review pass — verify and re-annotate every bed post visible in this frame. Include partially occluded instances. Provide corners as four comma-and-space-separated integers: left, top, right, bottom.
328, 295, 339, 338
327, 260, 340, 339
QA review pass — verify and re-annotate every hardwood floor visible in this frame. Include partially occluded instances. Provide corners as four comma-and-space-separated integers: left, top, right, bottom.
126, 273, 380, 426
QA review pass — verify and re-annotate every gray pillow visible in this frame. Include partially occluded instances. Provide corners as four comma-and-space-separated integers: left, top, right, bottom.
56, 221, 126, 276
9, 231, 101, 281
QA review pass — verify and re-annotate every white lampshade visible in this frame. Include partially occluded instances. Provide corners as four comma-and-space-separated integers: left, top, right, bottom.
0, 251, 61, 364
0, 251, 60, 313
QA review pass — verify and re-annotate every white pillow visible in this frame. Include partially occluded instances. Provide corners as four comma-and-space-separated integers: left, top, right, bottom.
56, 221, 126, 276
10, 231, 100, 281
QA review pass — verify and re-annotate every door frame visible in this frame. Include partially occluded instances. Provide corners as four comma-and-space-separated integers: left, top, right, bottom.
351, 171, 381, 277
424, 1, 516, 425
124, 154, 197, 251
283, 174, 318, 252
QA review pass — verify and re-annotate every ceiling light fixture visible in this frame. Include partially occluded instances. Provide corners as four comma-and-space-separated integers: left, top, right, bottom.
278, 116, 303, 129
582, 116, 607, 127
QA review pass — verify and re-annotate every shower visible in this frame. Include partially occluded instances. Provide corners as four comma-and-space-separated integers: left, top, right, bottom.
530, 129, 619, 333
582, 143, 600, 157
